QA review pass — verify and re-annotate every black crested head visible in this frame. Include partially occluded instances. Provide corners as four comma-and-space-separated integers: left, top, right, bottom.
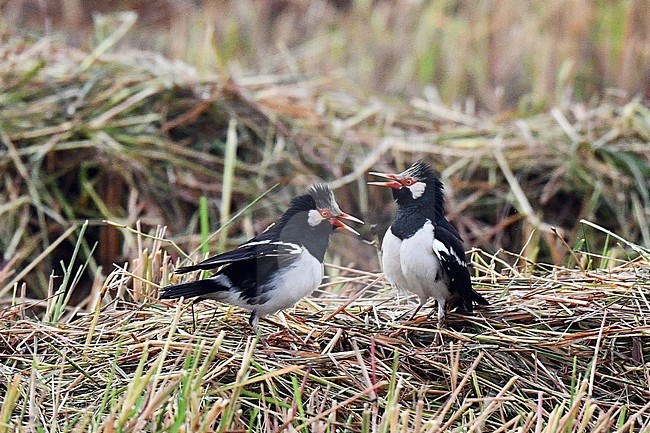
272, 184, 336, 261
276, 183, 340, 226
390, 160, 445, 218
308, 183, 342, 214
402, 159, 436, 182
285, 192, 318, 214
277, 192, 318, 232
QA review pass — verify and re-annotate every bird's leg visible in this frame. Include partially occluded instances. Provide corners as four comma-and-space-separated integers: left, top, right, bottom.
437, 299, 446, 324
248, 310, 259, 333
409, 298, 427, 321
206, 306, 219, 328
391, 298, 426, 337
250, 313, 272, 348
435, 299, 446, 345
190, 299, 199, 333
263, 314, 301, 343
396, 298, 425, 321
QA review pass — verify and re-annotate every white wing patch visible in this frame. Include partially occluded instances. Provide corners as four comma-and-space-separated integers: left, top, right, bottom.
242, 240, 301, 255
449, 248, 464, 265
432, 238, 448, 261
244, 240, 271, 246
433, 237, 464, 265
274, 241, 303, 254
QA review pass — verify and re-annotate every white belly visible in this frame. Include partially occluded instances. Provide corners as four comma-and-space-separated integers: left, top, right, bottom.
396, 222, 451, 303
381, 227, 410, 291
256, 248, 324, 317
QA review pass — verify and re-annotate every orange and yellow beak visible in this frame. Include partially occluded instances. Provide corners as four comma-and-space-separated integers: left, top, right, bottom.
330, 212, 364, 235
367, 171, 402, 189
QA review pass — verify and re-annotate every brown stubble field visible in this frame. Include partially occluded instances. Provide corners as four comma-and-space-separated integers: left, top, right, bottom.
1, 2, 649, 432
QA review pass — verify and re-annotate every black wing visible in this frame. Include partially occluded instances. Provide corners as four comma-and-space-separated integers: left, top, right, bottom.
436, 216, 463, 242
175, 237, 302, 274
433, 224, 488, 311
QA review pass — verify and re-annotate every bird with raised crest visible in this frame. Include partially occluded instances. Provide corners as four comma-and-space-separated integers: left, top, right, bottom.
368, 160, 488, 323
159, 184, 364, 330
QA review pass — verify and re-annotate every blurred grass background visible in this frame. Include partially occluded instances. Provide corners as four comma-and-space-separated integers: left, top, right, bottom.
3, 0, 650, 111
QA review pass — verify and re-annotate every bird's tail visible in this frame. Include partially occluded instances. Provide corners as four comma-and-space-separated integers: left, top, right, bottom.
174, 263, 211, 274
159, 278, 227, 300
454, 289, 489, 312
472, 289, 489, 306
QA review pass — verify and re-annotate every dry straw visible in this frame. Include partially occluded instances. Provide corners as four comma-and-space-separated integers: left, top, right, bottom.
1, 32, 649, 432
0, 219, 649, 431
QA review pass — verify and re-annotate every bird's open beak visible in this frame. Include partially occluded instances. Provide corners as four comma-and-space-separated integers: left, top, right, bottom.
367, 171, 402, 189
330, 212, 364, 236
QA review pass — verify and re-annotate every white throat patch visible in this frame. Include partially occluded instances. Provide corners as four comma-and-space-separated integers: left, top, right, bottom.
407, 182, 426, 199
307, 209, 324, 226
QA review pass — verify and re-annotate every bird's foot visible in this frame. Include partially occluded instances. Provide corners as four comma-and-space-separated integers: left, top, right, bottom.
388, 327, 406, 338
256, 315, 302, 347
396, 300, 426, 322
266, 327, 301, 346
248, 311, 259, 331
433, 319, 446, 345
396, 309, 414, 322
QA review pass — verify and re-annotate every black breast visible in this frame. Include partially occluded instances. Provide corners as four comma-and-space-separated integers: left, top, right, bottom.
390, 208, 429, 240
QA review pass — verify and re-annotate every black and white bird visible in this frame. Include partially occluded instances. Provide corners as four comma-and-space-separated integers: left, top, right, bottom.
368, 160, 488, 323
159, 184, 363, 330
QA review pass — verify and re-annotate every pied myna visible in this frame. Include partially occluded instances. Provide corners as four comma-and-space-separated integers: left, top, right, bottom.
160, 184, 363, 330
369, 160, 488, 322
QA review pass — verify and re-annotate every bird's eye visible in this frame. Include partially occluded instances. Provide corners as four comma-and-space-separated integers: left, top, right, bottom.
404, 178, 414, 186
320, 210, 331, 218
